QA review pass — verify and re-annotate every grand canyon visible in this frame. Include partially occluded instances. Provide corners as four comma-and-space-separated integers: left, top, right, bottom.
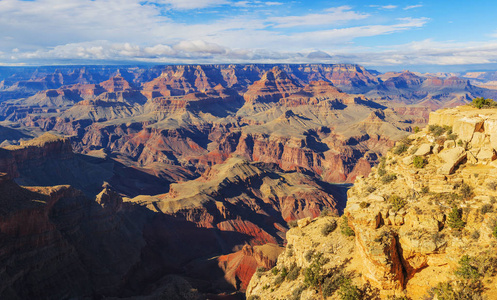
1, 64, 497, 299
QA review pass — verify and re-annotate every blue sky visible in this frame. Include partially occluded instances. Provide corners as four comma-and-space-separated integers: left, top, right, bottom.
1, 0, 497, 71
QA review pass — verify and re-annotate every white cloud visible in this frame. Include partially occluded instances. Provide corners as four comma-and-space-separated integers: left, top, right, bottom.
159, 0, 230, 10
268, 6, 369, 28
404, 4, 423, 10
381, 5, 397, 9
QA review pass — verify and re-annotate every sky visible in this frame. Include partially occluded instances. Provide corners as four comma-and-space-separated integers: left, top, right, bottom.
1, 0, 497, 71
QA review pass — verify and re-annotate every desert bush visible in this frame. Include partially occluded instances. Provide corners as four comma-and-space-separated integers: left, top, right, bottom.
393, 143, 409, 155
286, 264, 301, 281
271, 267, 279, 275
287, 244, 294, 257
472, 97, 497, 109
378, 167, 387, 176
413, 126, 420, 133
388, 195, 407, 211
381, 173, 397, 184
320, 207, 336, 217
471, 230, 480, 240
289, 284, 305, 300
340, 216, 355, 237
322, 270, 349, 298
480, 204, 493, 214
487, 181, 497, 190
288, 220, 298, 228
413, 156, 427, 168
455, 255, 480, 279
366, 186, 376, 194
274, 275, 284, 286
303, 253, 326, 288
321, 220, 337, 236
447, 206, 465, 230
421, 186, 429, 194
447, 133, 458, 141
359, 201, 370, 209
304, 250, 314, 262
247, 296, 261, 300
428, 124, 446, 137
337, 277, 361, 300
460, 183, 474, 200
281, 266, 288, 278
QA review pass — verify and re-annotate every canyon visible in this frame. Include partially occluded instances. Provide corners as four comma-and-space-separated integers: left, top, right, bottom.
1, 64, 497, 299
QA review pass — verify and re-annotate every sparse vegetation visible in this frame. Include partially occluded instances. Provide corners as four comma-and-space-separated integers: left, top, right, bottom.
487, 181, 497, 191
480, 204, 493, 214
471, 97, 497, 109
304, 250, 314, 262
414, 126, 420, 133
388, 195, 407, 211
320, 207, 336, 217
321, 220, 337, 236
341, 216, 355, 237
460, 183, 474, 200
303, 253, 327, 288
360, 201, 370, 209
381, 173, 397, 184
393, 143, 409, 155
288, 220, 298, 228
447, 206, 465, 230
428, 124, 446, 137
248, 296, 261, 300
286, 263, 300, 281
413, 156, 427, 168
455, 255, 480, 279
366, 186, 376, 194
338, 280, 361, 300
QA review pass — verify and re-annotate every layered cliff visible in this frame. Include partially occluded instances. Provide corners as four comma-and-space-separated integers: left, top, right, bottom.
247, 104, 497, 299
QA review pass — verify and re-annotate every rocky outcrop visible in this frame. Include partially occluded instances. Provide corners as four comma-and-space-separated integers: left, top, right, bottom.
243, 67, 302, 103
247, 105, 497, 299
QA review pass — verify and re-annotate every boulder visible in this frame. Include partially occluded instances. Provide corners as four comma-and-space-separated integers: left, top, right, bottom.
453, 117, 484, 142
477, 147, 497, 164
486, 119, 497, 151
414, 144, 432, 156
470, 132, 486, 148
443, 140, 455, 149
438, 147, 466, 175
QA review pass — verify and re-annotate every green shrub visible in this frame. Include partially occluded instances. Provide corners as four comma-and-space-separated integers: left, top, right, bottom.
304, 250, 314, 262
337, 277, 361, 300
359, 201, 370, 209
322, 271, 348, 298
378, 167, 386, 176
393, 143, 408, 155
247, 296, 261, 300
413, 156, 427, 168
455, 255, 480, 279
493, 224, 497, 239
366, 186, 376, 194
303, 253, 326, 288
428, 124, 446, 137
340, 216, 355, 237
388, 195, 407, 211
281, 266, 288, 278
321, 220, 337, 236
288, 220, 298, 228
460, 183, 474, 200
289, 284, 305, 300
447, 133, 458, 140
480, 204, 493, 214
420, 186, 429, 194
447, 206, 465, 230
472, 97, 497, 109
271, 267, 279, 275
274, 275, 284, 286
320, 207, 336, 217
381, 173, 397, 184
487, 181, 497, 190
286, 263, 301, 281
414, 126, 420, 133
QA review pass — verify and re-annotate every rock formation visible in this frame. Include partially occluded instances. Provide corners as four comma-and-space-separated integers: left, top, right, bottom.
247, 104, 497, 299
